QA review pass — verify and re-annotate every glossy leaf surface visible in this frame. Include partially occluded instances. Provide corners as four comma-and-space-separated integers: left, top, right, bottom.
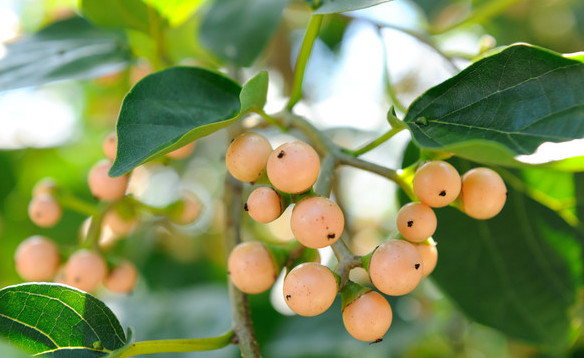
313, 0, 391, 14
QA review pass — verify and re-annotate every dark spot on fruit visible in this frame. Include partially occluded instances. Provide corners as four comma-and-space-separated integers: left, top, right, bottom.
277, 151, 285, 158
407, 220, 413, 227
327, 233, 335, 239
506, 191, 509, 197
244, 203, 248, 211
286, 294, 291, 301
439, 190, 446, 197
74, 276, 81, 283
369, 338, 383, 345
230, 138, 235, 143
414, 263, 420, 270
227, 270, 231, 275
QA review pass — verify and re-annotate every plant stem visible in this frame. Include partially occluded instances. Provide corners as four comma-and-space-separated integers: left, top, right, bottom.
257, 109, 288, 132
430, 0, 525, 35
83, 202, 110, 252
56, 191, 99, 217
345, 127, 405, 157
224, 173, 261, 358
286, 14, 324, 111
116, 331, 235, 357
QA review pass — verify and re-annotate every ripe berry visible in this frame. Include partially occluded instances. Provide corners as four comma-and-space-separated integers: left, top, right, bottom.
396, 202, 437, 243
88, 160, 128, 201
245, 186, 282, 223
227, 241, 278, 294
166, 141, 196, 160
414, 239, 438, 277
462, 167, 507, 219
104, 260, 138, 294
266, 141, 320, 194
369, 240, 423, 296
28, 194, 62, 228
282, 263, 338, 316
413, 160, 461, 208
64, 249, 108, 292
290, 196, 344, 249
103, 208, 137, 237
171, 191, 202, 225
225, 132, 272, 182
102, 131, 117, 161
342, 290, 392, 342
14, 236, 60, 281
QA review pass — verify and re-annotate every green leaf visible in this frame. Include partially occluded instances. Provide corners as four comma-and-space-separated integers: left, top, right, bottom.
313, 0, 391, 14
404, 44, 584, 167
0, 17, 132, 92
239, 71, 269, 113
80, 0, 154, 34
111, 68, 269, 176
143, 0, 205, 27
0, 283, 127, 357
431, 169, 583, 350
199, 0, 289, 66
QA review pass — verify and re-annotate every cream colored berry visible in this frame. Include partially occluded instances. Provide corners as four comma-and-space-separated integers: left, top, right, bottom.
462, 167, 507, 219
103, 209, 137, 237
225, 132, 272, 182
104, 260, 138, 294
28, 194, 62, 228
396, 202, 437, 243
245, 186, 281, 223
414, 239, 438, 277
342, 290, 392, 342
102, 131, 117, 161
369, 240, 423, 296
290, 196, 344, 249
15, 236, 60, 281
32, 178, 58, 197
166, 141, 196, 159
227, 241, 278, 294
88, 160, 128, 201
266, 141, 320, 194
64, 250, 108, 292
283, 263, 338, 316
413, 160, 461, 208
172, 191, 202, 225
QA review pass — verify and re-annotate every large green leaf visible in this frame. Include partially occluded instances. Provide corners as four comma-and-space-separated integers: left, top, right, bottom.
110, 69, 269, 176
404, 44, 584, 167
430, 171, 583, 350
0, 283, 126, 357
143, 0, 205, 27
199, 0, 289, 66
313, 0, 391, 14
0, 17, 132, 92
80, 0, 154, 34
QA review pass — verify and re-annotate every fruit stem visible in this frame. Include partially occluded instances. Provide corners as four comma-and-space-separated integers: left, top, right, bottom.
114, 330, 235, 357
56, 190, 99, 217
286, 14, 324, 111
224, 173, 262, 358
345, 126, 405, 157
83, 202, 110, 252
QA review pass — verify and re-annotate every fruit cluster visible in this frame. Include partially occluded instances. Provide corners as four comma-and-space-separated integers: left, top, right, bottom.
14, 132, 202, 294
225, 132, 507, 342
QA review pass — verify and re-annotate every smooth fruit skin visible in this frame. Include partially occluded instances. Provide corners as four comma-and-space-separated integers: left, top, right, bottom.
413, 161, 461, 208
266, 141, 320, 194
415, 239, 438, 277
166, 142, 196, 159
225, 132, 272, 183
369, 240, 423, 296
102, 131, 117, 161
103, 209, 136, 237
64, 250, 108, 293
15, 236, 60, 281
227, 241, 278, 294
282, 263, 338, 316
172, 192, 202, 225
104, 260, 138, 294
246, 186, 281, 223
396, 202, 437, 243
88, 160, 128, 201
28, 194, 62, 228
290, 196, 344, 249
462, 167, 507, 219
342, 290, 392, 342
